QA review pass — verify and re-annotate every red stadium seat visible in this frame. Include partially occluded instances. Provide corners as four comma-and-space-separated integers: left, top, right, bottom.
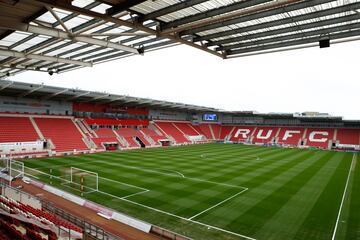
336, 128, 360, 145
277, 127, 305, 146
173, 122, 199, 136
34, 118, 88, 152
116, 128, 151, 147
219, 125, 235, 140
154, 121, 190, 144
228, 126, 256, 142
140, 128, 165, 145
305, 128, 334, 149
0, 117, 39, 143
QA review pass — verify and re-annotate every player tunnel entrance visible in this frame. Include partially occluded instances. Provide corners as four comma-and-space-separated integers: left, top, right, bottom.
103, 142, 118, 151
135, 137, 146, 148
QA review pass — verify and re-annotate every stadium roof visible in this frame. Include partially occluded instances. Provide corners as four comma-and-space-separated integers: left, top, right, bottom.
0, 79, 219, 112
2, 79, 360, 124
1, 0, 360, 77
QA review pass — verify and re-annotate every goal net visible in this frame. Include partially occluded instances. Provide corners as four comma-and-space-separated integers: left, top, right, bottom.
0, 158, 8, 173
9, 160, 24, 180
0, 159, 24, 180
62, 167, 98, 194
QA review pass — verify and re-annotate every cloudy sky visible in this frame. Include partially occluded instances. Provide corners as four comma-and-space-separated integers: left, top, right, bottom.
10, 40, 360, 120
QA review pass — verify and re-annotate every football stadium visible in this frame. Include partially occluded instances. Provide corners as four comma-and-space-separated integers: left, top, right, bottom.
0, 1, 359, 240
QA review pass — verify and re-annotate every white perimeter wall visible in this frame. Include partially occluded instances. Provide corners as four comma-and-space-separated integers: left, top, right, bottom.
3, 186, 42, 209
0, 141, 44, 155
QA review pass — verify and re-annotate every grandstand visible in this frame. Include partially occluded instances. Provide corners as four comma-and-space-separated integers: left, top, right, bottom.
0, 80, 358, 240
0, 0, 360, 240
0, 82, 358, 155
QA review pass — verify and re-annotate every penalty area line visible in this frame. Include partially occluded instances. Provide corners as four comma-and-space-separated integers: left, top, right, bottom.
30, 164, 149, 192
188, 188, 248, 220
93, 160, 247, 190
25, 166, 150, 198
121, 189, 150, 199
24, 166, 255, 239
94, 188, 256, 240
32, 159, 247, 190
140, 167, 185, 178
97, 175, 148, 192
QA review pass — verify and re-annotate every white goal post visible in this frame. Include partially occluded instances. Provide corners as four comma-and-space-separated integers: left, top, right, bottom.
0, 158, 24, 185
0, 157, 9, 173
68, 167, 99, 194
10, 160, 24, 179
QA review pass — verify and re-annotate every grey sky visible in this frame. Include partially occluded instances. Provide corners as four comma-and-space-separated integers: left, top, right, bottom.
11, 40, 360, 120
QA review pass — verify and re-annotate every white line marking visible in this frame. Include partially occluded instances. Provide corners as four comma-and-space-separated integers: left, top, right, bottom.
29, 161, 249, 215
24, 173, 39, 179
141, 167, 185, 178
32, 160, 97, 170
98, 176, 148, 191
94, 188, 256, 240
185, 176, 245, 189
201, 153, 260, 161
24, 166, 255, 240
188, 188, 248, 220
94, 160, 246, 189
116, 164, 186, 179
331, 153, 357, 240
25, 166, 150, 194
118, 162, 246, 189
33, 161, 186, 181
121, 189, 150, 199
31, 164, 149, 191
35, 160, 245, 189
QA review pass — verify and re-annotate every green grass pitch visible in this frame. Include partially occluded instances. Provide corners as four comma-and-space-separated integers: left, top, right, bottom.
21, 144, 359, 240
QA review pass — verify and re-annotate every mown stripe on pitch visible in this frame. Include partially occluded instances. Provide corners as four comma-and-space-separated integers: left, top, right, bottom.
238, 152, 320, 189
197, 148, 307, 184
227, 150, 317, 189
328, 153, 357, 240
190, 151, 326, 227
224, 151, 335, 236
30, 145, 282, 182
21, 145, 352, 240
254, 152, 346, 240
292, 152, 353, 240
343, 154, 360, 240
30, 160, 233, 218
35, 155, 242, 218
101, 144, 280, 166
181, 152, 311, 224
29, 144, 261, 168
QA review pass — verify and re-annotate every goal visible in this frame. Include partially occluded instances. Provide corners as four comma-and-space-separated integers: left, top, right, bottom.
9, 160, 24, 179
0, 159, 24, 184
0, 157, 8, 173
63, 167, 99, 194
0, 159, 24, 179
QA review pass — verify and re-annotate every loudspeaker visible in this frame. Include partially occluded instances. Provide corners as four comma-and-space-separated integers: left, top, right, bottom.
319, 39, 330, 48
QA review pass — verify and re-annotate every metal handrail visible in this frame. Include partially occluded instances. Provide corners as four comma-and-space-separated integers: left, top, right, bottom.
0, 181, 121, 240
